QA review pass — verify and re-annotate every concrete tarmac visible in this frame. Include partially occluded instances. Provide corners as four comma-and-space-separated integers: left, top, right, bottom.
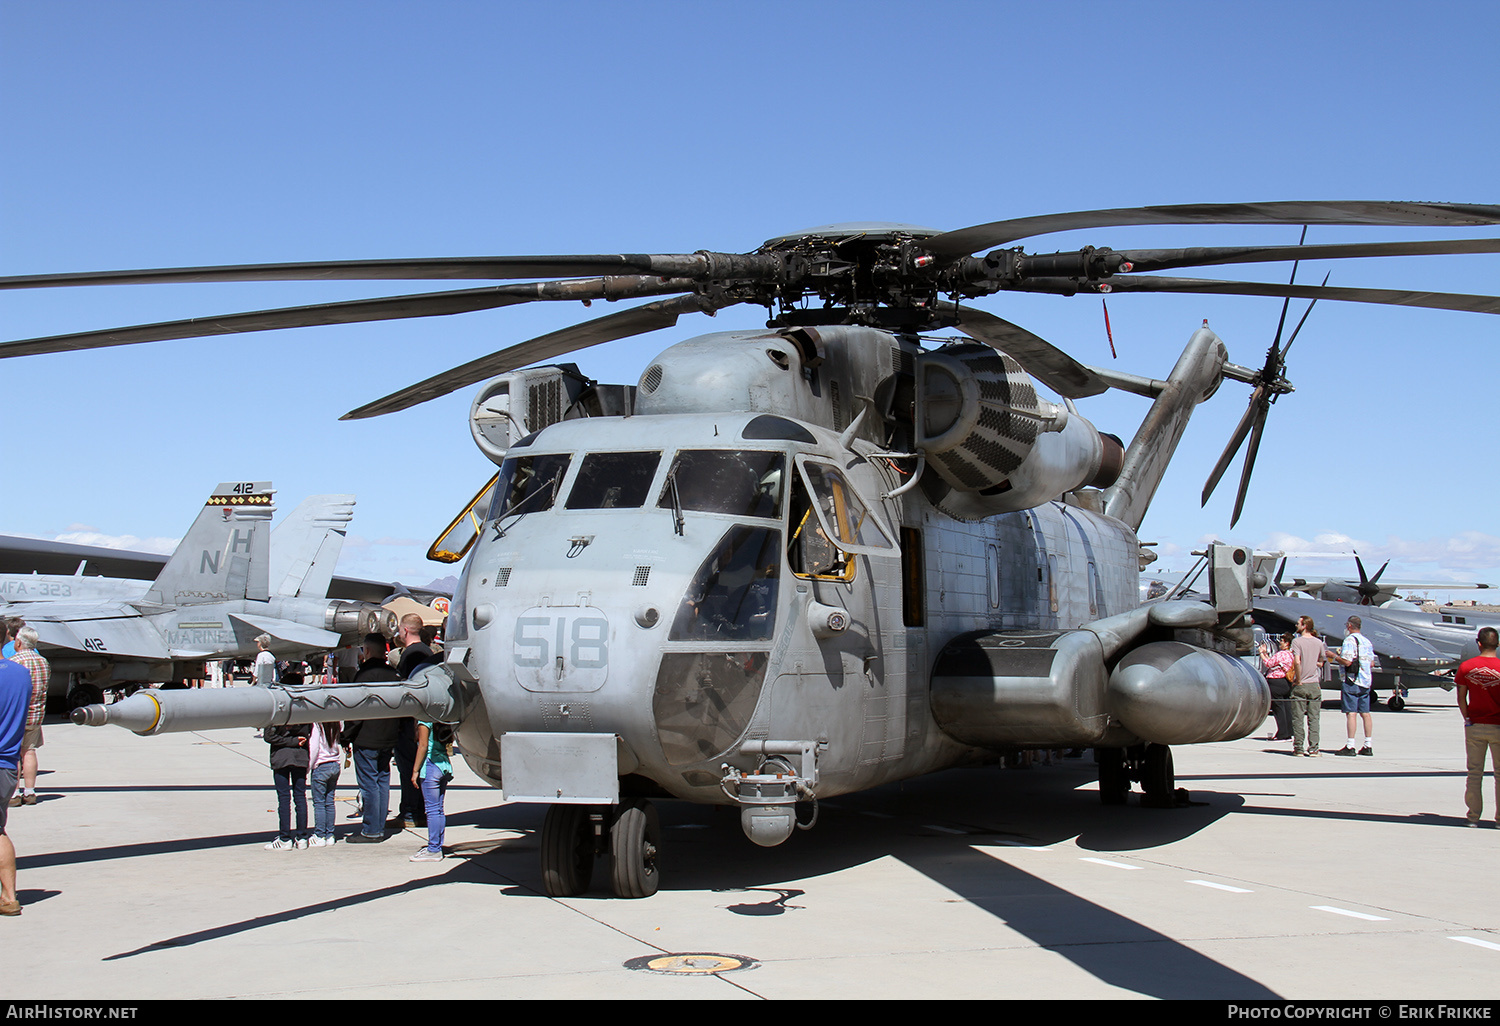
3, 689, 1498, 1001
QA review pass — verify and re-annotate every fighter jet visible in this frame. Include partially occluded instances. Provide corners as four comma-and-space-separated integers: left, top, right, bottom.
1, 482, 396, 705
0, 492, 355, 609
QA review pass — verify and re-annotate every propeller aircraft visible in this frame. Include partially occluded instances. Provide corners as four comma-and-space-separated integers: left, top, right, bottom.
8, 200, 1500, 897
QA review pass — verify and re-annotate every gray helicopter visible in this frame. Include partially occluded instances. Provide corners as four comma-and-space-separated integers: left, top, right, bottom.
8, 201, 1500, 898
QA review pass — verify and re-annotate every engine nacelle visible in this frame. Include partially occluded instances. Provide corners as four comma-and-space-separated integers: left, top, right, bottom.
1106, 641, 1269, 745
325, 601, 398, 639
915, 344, 1123, 518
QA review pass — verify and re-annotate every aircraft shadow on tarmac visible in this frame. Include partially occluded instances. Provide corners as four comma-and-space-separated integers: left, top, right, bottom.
477, 762, 1278, 999
66, 761, 1280, 998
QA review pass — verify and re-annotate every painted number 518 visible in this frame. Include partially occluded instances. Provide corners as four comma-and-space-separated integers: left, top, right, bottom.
513, 614, 609, 669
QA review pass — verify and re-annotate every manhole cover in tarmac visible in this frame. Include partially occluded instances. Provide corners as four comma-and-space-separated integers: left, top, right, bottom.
624, 953, 758, 975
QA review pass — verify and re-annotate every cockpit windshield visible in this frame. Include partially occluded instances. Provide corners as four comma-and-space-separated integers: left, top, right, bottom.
656, 450, 785, 519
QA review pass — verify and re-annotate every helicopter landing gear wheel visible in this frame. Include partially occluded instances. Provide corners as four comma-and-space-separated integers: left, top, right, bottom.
1141, 744, 1175, 800
610, 799, 661, 899
540, 804, 597, 898
1097, 747, 1129, 806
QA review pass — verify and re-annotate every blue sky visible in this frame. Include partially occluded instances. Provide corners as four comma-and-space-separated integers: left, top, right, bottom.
2, 1, 1497, 594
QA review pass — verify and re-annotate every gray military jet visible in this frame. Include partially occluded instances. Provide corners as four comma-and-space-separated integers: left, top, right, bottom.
1, 482, 396, 705
0, 492, 354, 610
1152, 551, 1474, 708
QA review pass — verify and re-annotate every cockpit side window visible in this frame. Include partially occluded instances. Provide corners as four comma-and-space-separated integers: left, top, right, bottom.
798, 461, 894, 552
655, 450, 785, 519
788, 472, 854, 582
565, 451, 661, 510
489, 453, 572, 521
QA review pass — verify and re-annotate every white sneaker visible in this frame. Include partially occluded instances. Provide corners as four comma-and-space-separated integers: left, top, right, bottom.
264, 838, 294, 851
309, 835, 335, 847
293, 837, 310, 850
410, 848, 444, 862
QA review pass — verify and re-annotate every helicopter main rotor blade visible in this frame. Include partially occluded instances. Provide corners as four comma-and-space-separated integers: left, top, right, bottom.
341, 292, 731, 420
1115, 237, 1500, 274
925, 201, 1500, 257
940, 303, 1108, 399
1038, 275, 1500, 316
0, 277, 698, 359
0, 255, 698, 290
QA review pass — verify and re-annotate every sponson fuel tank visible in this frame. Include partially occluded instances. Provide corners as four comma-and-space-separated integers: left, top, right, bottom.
931, 625, 1269, 749
1105, 642, 1269, 745
930, 629, 1112, 748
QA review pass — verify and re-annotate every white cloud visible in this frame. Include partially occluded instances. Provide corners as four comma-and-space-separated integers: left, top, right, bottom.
51, 531, 180, 555
1256, 530, 1500, 585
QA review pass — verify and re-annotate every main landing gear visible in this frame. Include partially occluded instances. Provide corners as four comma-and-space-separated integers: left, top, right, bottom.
1096, 743, 1177, 807
540, 798, 661, 899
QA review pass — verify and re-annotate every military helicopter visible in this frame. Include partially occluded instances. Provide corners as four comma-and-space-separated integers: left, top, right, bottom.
9, 201, 1500, 898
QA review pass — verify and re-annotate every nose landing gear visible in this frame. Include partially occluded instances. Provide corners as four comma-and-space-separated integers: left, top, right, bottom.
540, 799, 661, 899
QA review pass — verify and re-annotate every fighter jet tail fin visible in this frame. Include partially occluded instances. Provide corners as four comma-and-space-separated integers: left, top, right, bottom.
145, 482, 275, 607
269, 495, 355, 598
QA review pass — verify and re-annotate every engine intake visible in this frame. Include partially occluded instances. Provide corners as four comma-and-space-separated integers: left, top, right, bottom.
912, 344, 1120, 518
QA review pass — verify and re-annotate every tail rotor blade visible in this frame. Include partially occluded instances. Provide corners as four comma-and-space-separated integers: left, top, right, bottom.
1202, 387, 1265, 506
1229, 403, 1270, 528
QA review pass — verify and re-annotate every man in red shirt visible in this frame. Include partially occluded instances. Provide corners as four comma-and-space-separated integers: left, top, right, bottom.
1456, 626, 1500, 827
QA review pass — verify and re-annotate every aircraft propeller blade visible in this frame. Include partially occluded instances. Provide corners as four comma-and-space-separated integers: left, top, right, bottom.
1108, 237, 1500, 274
341, 292, 732, 420
938, 303, 1108, 398
923, 201, 1500, 256
1354, 554, 1392, 605
1020, 275, 1500, 316
0, 277, 698, 360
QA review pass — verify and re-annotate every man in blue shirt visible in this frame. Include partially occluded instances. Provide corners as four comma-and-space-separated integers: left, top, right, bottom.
0, 655, 30, 914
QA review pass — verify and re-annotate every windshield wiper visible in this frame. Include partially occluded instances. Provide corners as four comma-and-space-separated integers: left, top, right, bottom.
493, 470, 562, 539
668, 469, 684, 536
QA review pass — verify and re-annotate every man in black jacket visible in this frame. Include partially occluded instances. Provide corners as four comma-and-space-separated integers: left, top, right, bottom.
341, 634, 402, 842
